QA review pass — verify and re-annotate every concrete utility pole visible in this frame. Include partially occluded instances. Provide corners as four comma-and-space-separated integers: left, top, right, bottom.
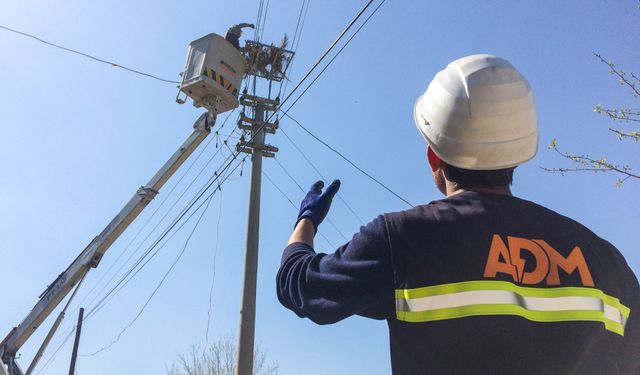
236, 104, 265, 375
234, 38, 293, 375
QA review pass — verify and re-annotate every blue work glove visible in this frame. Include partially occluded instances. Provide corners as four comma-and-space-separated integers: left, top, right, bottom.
296, 180, 341, 232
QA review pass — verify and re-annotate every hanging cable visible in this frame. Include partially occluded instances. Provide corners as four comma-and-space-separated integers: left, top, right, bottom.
259, 0, 271, 42
36, 327, 76, 375
83, 154, 247, 354
74, 111, 237, 312
271, 156, 349, 241
0, 25, 179, 84
277, 0, 386, 121
33, 155, 241, 369
83, 150, 239, 321
262, 170, 336, 248
266, 0, 376, 128
205, 191, 223, 345
284, 113, 413, 207
277, 128, 365, 224
254, 0, 265, 42
83, 191, 217, 357
31, 114, 241, 371
74, 131, 240, 334
83, 149, 246, 353
35, 1, 387, 366
280, 0, 311, 98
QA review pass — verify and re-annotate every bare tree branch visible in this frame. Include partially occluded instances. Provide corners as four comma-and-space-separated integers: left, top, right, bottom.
167, 335, 278, 375
608, 128, 640, 141
595, 53, 640, 97
544, 140, 640, 186
594, 104, 640, 122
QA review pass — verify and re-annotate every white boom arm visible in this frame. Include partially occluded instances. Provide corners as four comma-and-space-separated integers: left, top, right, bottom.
1, 113, 212, 374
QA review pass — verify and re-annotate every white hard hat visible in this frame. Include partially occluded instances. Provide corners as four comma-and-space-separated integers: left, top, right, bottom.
414, 54, 538, 170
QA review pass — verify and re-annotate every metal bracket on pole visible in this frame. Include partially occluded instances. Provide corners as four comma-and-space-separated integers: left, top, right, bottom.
235, 141, 278, 158
237, 113, 278, 134
239, 93, 279, 111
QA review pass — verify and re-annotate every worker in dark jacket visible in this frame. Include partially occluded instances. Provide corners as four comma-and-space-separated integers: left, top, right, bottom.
225, 23, 255, 50
276, 54, 640, 374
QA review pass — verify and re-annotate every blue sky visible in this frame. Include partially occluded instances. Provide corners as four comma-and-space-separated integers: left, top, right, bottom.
1, 1, 639, 374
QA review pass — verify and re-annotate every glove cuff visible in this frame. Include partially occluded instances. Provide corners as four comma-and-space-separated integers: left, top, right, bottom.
295, 211, 318, 233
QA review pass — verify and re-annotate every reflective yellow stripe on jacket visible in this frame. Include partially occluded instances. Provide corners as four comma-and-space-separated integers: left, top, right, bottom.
395, 280, 630, 336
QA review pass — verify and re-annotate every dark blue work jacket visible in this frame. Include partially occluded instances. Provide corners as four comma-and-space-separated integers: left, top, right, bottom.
277, 192, 640, 374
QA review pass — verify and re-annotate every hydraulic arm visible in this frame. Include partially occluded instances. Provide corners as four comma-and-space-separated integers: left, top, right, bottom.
1, 113, 213, 375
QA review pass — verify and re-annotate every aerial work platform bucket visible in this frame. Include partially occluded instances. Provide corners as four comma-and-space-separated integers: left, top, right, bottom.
178, 33, 245, 114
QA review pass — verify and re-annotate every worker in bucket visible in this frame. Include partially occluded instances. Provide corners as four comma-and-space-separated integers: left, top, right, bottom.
225, 23, 255, 50
276, 54, 639, 374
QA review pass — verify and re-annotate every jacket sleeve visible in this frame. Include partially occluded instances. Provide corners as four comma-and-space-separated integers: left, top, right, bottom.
276, 215, 395, 325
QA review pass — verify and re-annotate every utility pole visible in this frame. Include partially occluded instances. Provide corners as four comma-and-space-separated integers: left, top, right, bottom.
68, 308, 84, 375
236, 104, 265, 375
234, 39, 293, 375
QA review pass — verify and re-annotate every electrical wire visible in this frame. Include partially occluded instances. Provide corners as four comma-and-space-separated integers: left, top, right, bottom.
68, 131, 240, 341
36, 141, 245, 371
83, 153, 247, 355
272, 156, 349, 241
36, 327, 76, 375
74, 111, 237, 312
280, 0, 310, 98
265, 0, 376, 128
83, 191, 217, 357
205, 191, 223, 345
262, 170, 336, 248
284, 112, 413, 207
81, 122, 241, 321
254, 0, 265, 42
34, 115, 239, 373
277, 128, 365, 224
276, 0, 386, 119
259, 0, 271, 42
33, 0, 386, 366
0, 25, 179, 84
83, 147, 245, 354
258, 0, 413, 209
83, 149, 239, 322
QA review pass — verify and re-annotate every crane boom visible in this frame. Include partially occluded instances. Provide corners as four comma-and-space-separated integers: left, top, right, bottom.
1, 113, 212, 374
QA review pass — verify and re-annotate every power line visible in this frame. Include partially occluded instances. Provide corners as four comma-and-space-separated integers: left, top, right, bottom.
284, 112, 413, 207
34, 0, 386, 366
264, 0, 376, 127
33, 115, 241, 372
74, 111, 237, 313
84, 150, 240, 322
272, 156, 349, 241
81, 145, 240, 323
277, 0, 386, 120
277, 128, 365, 224
87, 153, 247, 355
259, 0, 271, 42
84, 191, 217, 357
36, 327, 76, 375
82, 124, 241, 315
69, 124, 240, 338
280, 0, 311, 98
271, 1, 414, 208
83, 147, 246, 355
205, 191, 224, 345
0, 25, 180, 84
262, 170, 336, 248
34, 153, 236, 368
